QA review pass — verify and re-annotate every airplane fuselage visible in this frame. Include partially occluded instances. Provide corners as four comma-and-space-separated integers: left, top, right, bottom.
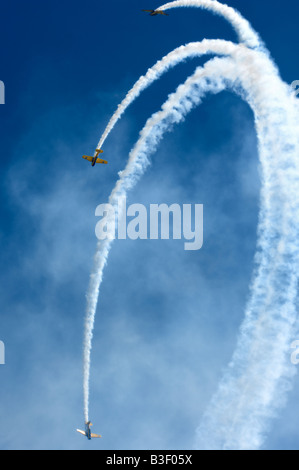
142, 9, 168, 16
85, 423, 92, 440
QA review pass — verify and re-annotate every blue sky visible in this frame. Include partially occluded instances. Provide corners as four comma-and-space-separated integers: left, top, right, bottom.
0, 0, 299, 450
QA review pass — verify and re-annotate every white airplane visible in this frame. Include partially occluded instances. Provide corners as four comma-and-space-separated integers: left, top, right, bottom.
76, 421, 102, 440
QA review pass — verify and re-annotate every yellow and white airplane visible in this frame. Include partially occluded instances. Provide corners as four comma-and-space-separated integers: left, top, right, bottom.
82, 148, 107, 167
142, 9, 169, 16
76, 421, 102, 440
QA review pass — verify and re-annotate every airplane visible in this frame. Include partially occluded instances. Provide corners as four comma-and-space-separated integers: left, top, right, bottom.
76, 421, 102, 440
82, 148, 108, 167
142, 9, 169, 16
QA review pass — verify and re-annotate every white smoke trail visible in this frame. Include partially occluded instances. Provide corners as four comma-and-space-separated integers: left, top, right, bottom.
193, 52, 299, 450
83, 37, 247, 422
96, 40, 236, 153
157, 0, 261, 49
95, 0, 261, 155
83, 4, 299, 449
83, 44, 237, 424
84, 41, 299, 449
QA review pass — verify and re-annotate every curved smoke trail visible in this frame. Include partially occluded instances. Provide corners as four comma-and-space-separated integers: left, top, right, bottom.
83, 2, 299, 449
95, 0, 261, 154
157, 0, 261, 49
83, 39, 240, 424
194, 53, 299, 450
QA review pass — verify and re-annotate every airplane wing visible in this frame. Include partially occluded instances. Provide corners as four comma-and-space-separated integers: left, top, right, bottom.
142, 10, 154, 12
82, 155, 94, 162
76, 429, 86, 436
91, 433, 102, 438
82, 155, 108, 164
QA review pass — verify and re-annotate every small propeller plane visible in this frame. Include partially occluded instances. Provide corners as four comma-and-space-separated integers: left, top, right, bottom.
76, 421, 102, 440
142, 9, 169, 16
82, 148, 107, 167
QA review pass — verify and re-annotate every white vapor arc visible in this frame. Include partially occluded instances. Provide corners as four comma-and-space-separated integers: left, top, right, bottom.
95, 0, 261, 154
83, 36, 246, 423
83, 40, 237, 424
83, 4, 299, 449
193, 54, 299, 450
83, 40, 299, 448
157, 0, 261, 49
